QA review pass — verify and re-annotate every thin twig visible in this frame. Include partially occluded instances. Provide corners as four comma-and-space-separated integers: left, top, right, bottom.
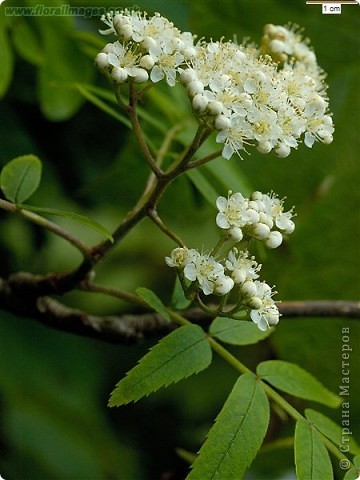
0, 199, 91, 259
147, 209, 185, 247
79, 281, 147, 307
127, 81, 164, 178
186, 149, 223, 170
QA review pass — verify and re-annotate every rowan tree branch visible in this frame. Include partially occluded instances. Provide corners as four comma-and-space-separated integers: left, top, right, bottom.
1, 273, 359, 344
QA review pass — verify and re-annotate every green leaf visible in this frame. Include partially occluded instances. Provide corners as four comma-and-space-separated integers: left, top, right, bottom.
188, 373, 270, 479
343, 455, 360, 480
305, 409, 360, 456
18, 204, 113, 242
109, 324, 212, 406
136, 287, 171, 323
295, 418, 333, 480
257, 360, 341, 408
210, 317, 272, 345
0, 12, 14, 98
1, 155, 42, 203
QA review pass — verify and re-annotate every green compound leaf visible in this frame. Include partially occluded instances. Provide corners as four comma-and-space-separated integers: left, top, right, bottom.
187, 373, 270, 480
257, 360, 341, 408
305, 409, 360, 456
136, 287, 171, 323
210, 317, 272, 345
109, 324, 212, 406
19, 205, 113, 242
0, 155, 42, 204
343, 455, 360, 480
295, 418, 333, 480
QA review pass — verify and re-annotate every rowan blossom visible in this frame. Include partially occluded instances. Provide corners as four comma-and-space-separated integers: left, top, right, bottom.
95, 11, 334, 160
215, 190, 295, 248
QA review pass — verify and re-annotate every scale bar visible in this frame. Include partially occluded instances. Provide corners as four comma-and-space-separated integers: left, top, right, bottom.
306, 1, 358, 3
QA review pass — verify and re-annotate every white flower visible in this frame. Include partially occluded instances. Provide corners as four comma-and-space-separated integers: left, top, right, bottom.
225, 249, 261, 284
183, 252, 228, 296
165, 247, 198, 268
216, 115, 253, 159
99, 11, 119, 36
148, 44, 184, 86
261, 193, 295, 235
250, 281, 280, 330
216, 192, 249, 229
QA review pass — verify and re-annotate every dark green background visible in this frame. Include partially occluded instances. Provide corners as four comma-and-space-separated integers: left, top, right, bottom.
0, 0, 359, 478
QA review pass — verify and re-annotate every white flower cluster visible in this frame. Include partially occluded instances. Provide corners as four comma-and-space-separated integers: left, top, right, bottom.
95, 9, 196, 86
165, 191, 292, 330
181, 37, 334, 158
165, 246, 279, 331
165, 247, 234, 296
216, 191, 295, 248
96, 10, 334, 159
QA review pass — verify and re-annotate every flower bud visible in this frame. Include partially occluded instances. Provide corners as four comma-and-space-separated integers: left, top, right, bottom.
215, 114, 231, 130
259, 212, 274, 229
281, 219, 295, 235
214, 276, 234, 296
180, 68, 197, 86
95, 52, 109, 72
140, 54, 155, 70
322, 135, 333, 145
247, 296, 263, 310
241, 280, 258, 298
257, 141, 272, 154
252, 223, 271, 240
192, 94, 208, 112
267, 313, 280, 325
247, 209, 260, 224
264, 231, 283, 249
119, 24, 133, 40
111, 67, 128, 84
231, 269, 246, 284
269, 39, 285, 53
142, 36, 158, 51
229, 227, 243, 242
183, 47, 197, 59
275, 143, 291, 158
187, 80, 204, 97
132, 68, 149, 83
207, 101, 223, 116
251, 191, 263, 201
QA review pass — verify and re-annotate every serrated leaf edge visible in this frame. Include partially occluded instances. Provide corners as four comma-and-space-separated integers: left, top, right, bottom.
109, 325, 211, 406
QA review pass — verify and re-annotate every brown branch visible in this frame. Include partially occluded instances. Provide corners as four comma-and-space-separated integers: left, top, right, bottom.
35, 297, 173, 344
1, 274, 359, 345
277, 300, 360, 318
0, 276, 172, 344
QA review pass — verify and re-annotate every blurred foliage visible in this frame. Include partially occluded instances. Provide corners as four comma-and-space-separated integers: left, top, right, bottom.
0, 0, 359, 479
